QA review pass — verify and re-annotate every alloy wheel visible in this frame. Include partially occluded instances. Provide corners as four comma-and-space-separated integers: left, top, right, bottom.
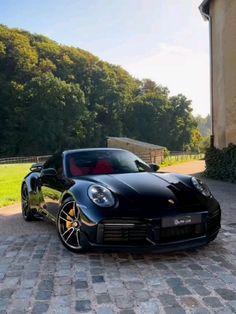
21, 185, 31, 219
58, 201, 82, 250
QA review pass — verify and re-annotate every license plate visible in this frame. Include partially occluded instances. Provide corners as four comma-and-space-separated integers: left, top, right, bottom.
162, 213, 202, 228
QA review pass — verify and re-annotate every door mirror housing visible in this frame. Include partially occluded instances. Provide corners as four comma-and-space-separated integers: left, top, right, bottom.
149, 163, 160, 172
30, 163, 43, 172
41, 168, 57, 178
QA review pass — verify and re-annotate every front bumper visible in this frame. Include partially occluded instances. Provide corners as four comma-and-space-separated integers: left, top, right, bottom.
81, 207, 221, 252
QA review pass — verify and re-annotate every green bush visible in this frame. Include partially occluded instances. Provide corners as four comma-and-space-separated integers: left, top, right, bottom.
164, 148, 170, 159
205, 143, 236, 182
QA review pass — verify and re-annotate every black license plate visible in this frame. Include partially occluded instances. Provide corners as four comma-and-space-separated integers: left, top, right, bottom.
162, 213, 202, 228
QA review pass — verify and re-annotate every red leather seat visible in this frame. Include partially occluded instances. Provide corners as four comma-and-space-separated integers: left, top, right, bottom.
93, 160, 113, 174
70, 159, 93, 176
69, 159, 83, 176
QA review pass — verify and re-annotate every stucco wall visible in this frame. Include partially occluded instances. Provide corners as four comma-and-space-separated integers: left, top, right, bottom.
107, 138, 164, 164
210, 0, 236, 148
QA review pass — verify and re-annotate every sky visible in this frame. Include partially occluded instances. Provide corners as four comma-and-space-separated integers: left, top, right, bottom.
0, 0, 209, 116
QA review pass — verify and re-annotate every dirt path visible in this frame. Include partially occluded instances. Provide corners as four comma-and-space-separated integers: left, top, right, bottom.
160, 159, 205, 176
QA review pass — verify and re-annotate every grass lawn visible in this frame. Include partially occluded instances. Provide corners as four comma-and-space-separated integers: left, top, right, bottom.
161, 155, 204, 167
0, 163, 31, 208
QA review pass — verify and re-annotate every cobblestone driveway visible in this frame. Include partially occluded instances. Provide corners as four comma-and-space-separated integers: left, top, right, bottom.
0, 164, 236, 314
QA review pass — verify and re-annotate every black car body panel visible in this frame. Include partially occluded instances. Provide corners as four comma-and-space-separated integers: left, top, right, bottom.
22, 148, 221, 252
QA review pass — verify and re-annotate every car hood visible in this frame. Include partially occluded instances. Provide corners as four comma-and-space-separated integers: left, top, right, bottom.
81, 172, 200, 212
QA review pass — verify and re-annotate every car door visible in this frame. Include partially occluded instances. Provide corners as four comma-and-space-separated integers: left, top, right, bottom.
40, 154, 65, 221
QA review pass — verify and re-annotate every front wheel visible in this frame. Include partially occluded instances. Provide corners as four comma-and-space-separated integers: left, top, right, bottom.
57, 199, 87, 253
21, 184, 34, 221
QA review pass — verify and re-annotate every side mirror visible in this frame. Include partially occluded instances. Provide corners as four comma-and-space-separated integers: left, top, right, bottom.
41, 168, 57, 178
30, 163, 43, 172
149, 163, 160, 172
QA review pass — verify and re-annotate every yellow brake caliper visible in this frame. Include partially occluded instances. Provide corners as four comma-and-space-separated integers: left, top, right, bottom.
66, 207, 75, 229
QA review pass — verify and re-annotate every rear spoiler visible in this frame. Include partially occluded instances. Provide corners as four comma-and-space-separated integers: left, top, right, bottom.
30, 163, 43, 172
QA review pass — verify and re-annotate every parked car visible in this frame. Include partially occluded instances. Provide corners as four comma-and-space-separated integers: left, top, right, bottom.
21, 148, 221, 252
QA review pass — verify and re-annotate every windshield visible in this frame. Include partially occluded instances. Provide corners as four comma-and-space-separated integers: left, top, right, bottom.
65, 150, 152, 177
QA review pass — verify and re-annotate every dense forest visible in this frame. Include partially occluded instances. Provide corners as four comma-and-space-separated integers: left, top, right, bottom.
0, 25, 205, 157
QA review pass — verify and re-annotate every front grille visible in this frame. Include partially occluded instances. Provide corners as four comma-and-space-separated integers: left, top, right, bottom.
160, 224, 204, 243
102, 223, 148, 244
97, 217, 207, 245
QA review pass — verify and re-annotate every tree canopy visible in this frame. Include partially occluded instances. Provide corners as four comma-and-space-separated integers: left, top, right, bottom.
0, 24, 197, 156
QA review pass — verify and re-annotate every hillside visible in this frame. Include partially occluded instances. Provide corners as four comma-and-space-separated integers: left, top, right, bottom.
0, 25, 196, 156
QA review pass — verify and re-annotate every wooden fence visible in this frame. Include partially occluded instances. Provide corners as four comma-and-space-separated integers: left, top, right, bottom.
166, 152, 205, 162
0, 152, 204, 165
0, 155, 51, 165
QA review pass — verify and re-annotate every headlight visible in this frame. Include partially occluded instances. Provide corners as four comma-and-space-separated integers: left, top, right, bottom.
88, 185, 115, 207
191, 177, 212, 197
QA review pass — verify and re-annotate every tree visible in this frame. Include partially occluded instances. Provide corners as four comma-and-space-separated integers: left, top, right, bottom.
166, 94, 197, 150
195, 114, 211, 137
190, 128, 202, 152
1, 73, 86, 155
124, 92, 170, 146
0, 25, 197, 156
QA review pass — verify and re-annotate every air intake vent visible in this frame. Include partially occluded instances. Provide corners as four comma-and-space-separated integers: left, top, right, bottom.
102, 223, 148, 244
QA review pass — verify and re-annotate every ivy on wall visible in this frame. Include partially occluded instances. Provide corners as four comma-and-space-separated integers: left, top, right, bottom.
205, 143, 236, 182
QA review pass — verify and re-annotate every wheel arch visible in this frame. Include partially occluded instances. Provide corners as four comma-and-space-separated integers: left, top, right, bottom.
22, 172, 40, 194
21, 180, 27, 191
60, 191, 76, 205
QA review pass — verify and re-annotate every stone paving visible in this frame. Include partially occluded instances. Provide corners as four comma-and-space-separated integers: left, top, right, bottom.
0, 162, 236, 314
0, 227, 236, 314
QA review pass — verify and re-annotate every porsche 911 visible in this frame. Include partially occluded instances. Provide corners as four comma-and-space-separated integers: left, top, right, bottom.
21, 148, 221, 252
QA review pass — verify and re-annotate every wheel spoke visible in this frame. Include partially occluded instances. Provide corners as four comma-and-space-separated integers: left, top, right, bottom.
76, 229, 81, 248
76, 205, 80, 220
65, 228, 74, 243
62, 227, 73, 237
61, 209, 73, 220
71, 201, 80, 220
59, 216, 72, 223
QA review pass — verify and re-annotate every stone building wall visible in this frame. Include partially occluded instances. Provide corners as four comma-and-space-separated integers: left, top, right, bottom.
210, 0, 236, 148
107, 138, 164, 164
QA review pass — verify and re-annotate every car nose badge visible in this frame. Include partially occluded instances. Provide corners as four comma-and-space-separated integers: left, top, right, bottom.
168, 199, 175, 204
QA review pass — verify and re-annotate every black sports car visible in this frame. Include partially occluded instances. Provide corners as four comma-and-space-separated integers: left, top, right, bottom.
21, 148, 221, 253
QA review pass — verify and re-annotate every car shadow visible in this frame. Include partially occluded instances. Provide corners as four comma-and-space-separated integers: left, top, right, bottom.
0, 212, 55, 236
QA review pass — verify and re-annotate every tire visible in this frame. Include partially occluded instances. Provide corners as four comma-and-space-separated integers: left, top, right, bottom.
21, 183, 34, 221
57, 198, 87, 253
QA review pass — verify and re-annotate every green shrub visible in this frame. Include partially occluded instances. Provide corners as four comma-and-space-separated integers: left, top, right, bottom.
205, 143, 236, 182
164, 148, 170, 158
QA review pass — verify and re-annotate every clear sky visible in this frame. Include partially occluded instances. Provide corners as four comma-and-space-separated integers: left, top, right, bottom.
0, 0, 209, 116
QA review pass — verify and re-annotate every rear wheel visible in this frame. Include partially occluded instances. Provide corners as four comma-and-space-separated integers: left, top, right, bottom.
21, 184, 34, 221
57, 199, 87, 253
